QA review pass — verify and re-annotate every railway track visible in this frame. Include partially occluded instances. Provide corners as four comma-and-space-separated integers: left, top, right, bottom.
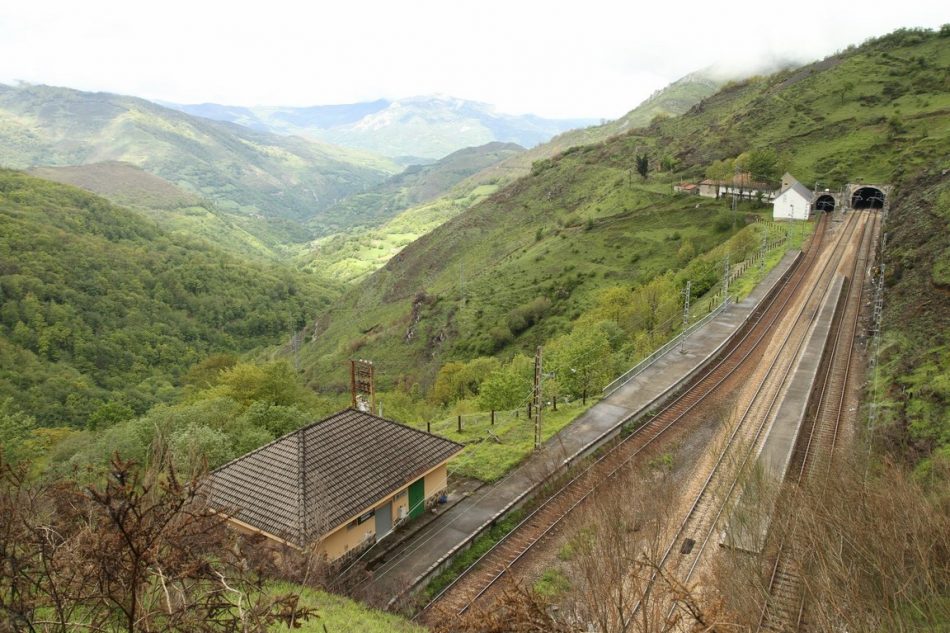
417, 215, 833, 624
641, 211, 866, 618
755, 211, 879, 633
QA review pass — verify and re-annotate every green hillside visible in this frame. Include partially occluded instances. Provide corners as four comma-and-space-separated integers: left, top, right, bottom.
29, 162, 286, 259
0, 84, 401, 240
0, 171, 338, 427
297, 28, 950, 394
308, 141, 524, 234
303, 143, 524, 282
466, 70, 725, 189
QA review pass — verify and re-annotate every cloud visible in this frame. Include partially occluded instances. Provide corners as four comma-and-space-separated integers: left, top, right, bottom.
0, 0, 945, 118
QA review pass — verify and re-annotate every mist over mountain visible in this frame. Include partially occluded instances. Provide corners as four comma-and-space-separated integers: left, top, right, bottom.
166, 95, 598, 160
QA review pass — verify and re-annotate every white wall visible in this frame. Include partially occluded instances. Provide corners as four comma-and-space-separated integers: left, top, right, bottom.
773, 191, 810, 220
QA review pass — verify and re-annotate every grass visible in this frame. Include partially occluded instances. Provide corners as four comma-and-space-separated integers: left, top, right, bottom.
408, 400, 591, 482
533, 568, 571, 598
268, 582, 425, 633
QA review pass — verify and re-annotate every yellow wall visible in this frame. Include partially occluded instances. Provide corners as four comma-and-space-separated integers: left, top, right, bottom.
424, 464, 448, 499
315, 462, 453, 562
319, 513, 376, 561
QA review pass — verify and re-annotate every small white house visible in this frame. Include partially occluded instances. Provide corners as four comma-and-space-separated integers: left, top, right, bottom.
772, 173, 812, 220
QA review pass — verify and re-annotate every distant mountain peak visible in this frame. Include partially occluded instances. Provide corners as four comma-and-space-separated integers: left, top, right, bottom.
165, 95, 597, 160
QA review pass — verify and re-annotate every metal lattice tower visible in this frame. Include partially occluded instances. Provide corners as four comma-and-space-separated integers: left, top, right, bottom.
680, 280, 692, 353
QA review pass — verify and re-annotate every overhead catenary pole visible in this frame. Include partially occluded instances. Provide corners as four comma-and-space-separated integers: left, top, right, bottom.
722, 256, 731, 305
533, 346, 543, 450
680, 280, 692, 354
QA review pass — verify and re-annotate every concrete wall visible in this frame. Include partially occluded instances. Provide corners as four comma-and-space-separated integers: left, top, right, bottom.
316, 462, 451, 562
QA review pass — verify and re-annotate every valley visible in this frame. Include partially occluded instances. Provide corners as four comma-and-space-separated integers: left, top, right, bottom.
0, 18, 947, 633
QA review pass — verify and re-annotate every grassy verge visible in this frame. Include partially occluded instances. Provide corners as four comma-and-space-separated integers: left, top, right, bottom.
411, 401, 590, 482
268, 582, 425, 633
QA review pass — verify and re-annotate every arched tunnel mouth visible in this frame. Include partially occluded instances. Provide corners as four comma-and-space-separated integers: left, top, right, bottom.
851, 187, 885, 209
815, 194, 836, 212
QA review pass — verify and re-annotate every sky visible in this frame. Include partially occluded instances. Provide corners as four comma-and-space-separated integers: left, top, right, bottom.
0, 1, 945, 119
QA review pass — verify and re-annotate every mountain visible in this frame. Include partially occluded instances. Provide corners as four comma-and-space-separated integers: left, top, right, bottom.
0, 83, 401, 240
297, 28, 950, 391
168, 95, 596, 160
0, 170, 339, 426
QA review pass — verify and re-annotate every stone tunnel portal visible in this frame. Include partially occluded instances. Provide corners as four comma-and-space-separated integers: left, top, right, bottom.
851, 186, 885, 209
815, 194, 836, 212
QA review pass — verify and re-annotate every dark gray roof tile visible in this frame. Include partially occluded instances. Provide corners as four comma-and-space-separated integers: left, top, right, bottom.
206, 408, 462, 546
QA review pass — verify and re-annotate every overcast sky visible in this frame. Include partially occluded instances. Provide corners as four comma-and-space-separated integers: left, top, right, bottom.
0, 1, 945, 119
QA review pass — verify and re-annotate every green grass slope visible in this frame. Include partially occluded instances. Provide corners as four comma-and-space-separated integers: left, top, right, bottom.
0, 171, 338, 426
873, 169, 950, 472
0, 83, 400, 239
297, 28, 950, 392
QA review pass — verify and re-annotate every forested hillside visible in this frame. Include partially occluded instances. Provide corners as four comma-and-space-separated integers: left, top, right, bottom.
0, 84, 400, 241
29, 162, 288, 258
0, 171, 337, 427
298, 28, 950, 399
309, 142, 524, 235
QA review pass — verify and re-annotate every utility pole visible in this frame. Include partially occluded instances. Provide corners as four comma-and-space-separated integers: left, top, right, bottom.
680, 280, 692, 353
760, 229, 768, 271
722, 256, 731, 305
533, 346, 543, 450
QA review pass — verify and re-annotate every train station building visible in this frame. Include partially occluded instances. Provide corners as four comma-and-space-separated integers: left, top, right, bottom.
206, 408, 463, 562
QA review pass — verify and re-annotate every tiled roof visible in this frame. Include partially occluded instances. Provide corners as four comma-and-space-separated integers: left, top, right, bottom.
777, 179, 812, 201
206, 408, 463, 546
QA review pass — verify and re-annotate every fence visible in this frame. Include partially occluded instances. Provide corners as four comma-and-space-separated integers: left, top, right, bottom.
602, 223, 791, 398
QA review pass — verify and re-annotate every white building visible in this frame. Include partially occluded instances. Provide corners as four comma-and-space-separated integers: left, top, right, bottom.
772, 173, 812, 220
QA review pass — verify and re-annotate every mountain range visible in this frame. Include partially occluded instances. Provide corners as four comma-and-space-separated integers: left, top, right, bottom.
166, 95, 597, 160
0, 83, 401, 242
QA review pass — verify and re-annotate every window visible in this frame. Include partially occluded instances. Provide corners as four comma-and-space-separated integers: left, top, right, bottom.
357, 510, 375, 525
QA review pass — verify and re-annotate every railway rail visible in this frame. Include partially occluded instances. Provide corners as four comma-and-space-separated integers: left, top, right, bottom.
755, 210, 879, 633
636, 210, 867, 627
417, 215, 833, 624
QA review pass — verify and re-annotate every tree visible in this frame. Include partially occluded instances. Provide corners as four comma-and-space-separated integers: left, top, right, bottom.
677, 239, 696, 264
0, 454, 314, 632
705, 158, 734, 182
478, 355, 534, 411
737, 148, 780, 183
549, 325, 613, 405
635, 154, 649, 180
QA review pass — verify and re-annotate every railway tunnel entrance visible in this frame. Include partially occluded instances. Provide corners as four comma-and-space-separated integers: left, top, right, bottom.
851, 186, 886, 209
814, 194, 836, 212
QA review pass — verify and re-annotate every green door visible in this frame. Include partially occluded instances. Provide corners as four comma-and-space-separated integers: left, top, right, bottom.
408, 478, 425, 519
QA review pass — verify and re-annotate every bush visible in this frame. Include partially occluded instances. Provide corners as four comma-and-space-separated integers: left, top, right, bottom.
506, 297, 552, 335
